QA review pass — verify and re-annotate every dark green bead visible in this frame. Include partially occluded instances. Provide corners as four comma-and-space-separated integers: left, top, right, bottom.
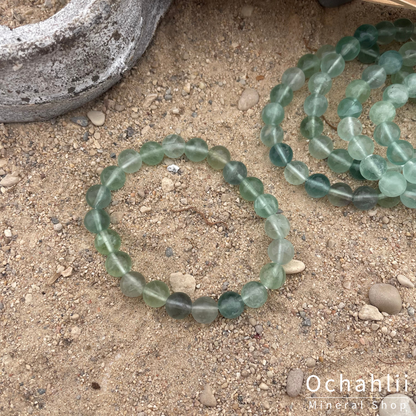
239, 177, 264, 201
327, 149, 353, 173
354, 24, 378, 48
328, 183, 353, 207
270, 83, 293, 107
162, 134, 185, 158
297, 53, 321, 78
192, 296, 218, 324
320, 52, 345, 78
218, 291, 245, 319
142, 281, 170, 307
358, 44, 380, 64
376, 21, 397, 45
259, 263, 286, 290
105, 251, 132, 278
223, 161, 247, 185
120, 271, 146, 297
86, 184, 111, 209
352, 186, 378, 210
269, 143, 293, 167
241, 282, 268, 309
165, 292, 192, 319
118, 149, 142, 173
207, 146, 231, 170
254, 194, 279, 218
140, 141, 164, 165
305, 174, 330, 198
185, 138, 208, 162
336, 36, 361, 61
100, 166, 126, 191
260, 125, 284, 147
261, 103, 284, 126
394, 18, 414, 42
94, 229, 121, 255
84, 209, 110, 234
349, 159, 366, 181
337, 97, 362, 119
300, 116, 324, 139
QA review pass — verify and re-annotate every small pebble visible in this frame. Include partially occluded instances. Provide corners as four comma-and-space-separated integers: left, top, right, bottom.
286, 368, 303, 397
61, 267, 73, 277
161, 177, 174, 193
4, 229, 12, 238
408, 307, 415, 317
70, 116, 89, 127
87, 110, 105, 126
53, 223, 63, 232
0, 174, 20, 187
140, 206, 151, 213
255, 324, 263, 335
240, 4, 254, 17
71, 314, 80, 321
379, 394, 416, 416
165, 247, 174, 257
200, 384, 216, 407
371, 323, 380, 331
305, 357, 316, 368
358, 304, 384, 321
249, 317, 257, 326
238, 88, 259, 111
259, 383, 269, 391
369, 283, 402, 315
283, 260, 305, 275
170, 272, 195, 296
397, 275, 415, 289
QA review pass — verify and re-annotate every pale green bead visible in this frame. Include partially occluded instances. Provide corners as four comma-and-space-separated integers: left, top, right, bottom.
348, 135, 375, 160
105, 251, 132, 278
259, 263, 286, 290
328, 183, 353, 207
403, 74, 416, 98
337, 97, 362, 119
403, 158, 416, 184
327, 149, 353, 173
336, 36, 361, 61
100, 166, 126, 190
142, 281, 170, 307
308, 135, 333, 159
321, 52, 345, 78
207, 146, 231, 170
400, 182, 416, 208
374, 122, 401, 146
84, 209, 110, 234
354, 24, 378, 48
267, 239, 294, 265
362, 65, 386, 89
358, 44, 380, 64
94, 229, 121, 255
241, 281, 268, 308
239, 177, 264, 201
254, 194, 279, 218
308, 72, 332, 95
264, 214, 290, 240
162, 134, 185, 158
118, 149, 142, 173
377, 51, 403, 75
369, 101, 396, 125
360, 154, 387, 180
304, 93, 328, 117
223, 161, 247, 185
260, 125, 284, 147
284, 161, 309, 185
300, 116, 323, 139
86, 184, 111, 209
399, 42, 416, 66
140, 141, 164, 165
185, 138, 208, 162
316, 45, 335, 59
345, 80, 371, 103
387, 140, 414, 165
376, 21, 397, 44
297, 54, 320, 78
261, 103, 284, 126
394, 18, 414, 42
270, 83, 293, 107
120, 272, 145, 297
383, 84, 409, 109
337, 117, 362, 142
192, 296, 218, 324
379, 171, 407, 197
281, 67, 305, 91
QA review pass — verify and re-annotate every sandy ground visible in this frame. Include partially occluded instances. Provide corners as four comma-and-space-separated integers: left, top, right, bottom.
1, 0, 416, 415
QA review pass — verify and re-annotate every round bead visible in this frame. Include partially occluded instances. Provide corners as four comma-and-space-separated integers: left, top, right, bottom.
321, 52, 345, 78
352, 186, 378, 210
362, 65, 386, 89
140, 141, 164, 165
192, 296, 218, 324
223, 161, 247, 185
337, 117, 362, 142
241, 282, 268, 308
403, 74, 416, 98
308, 72, 333, 95
327, 149, 353, 173
207, 145, 231, 170
394, 18, 414, 42
162, 134, 185, 158
260, 263, 286, 290
354, 24, 378, 47
305, 174, 331, 198
185, 138, 208, 162
374, 122, 401, 146
403, 158, 416, 184
357, 44, 380, 64
316, 44, 335, 59
269, 143, 293, 167
304, 93, 328, 116
268, 239, 294, 265
118, 149, 142, 173
400, 182, 416, 208
399, 42, 416, 66
349, 159, 366, 181
297, 54, 321, 78
270, 83, 293, 107
84, 209, 110, 234
348, 135, 374, 160
345, 80, 371, 103
336, 36, 361, 61
300, 116, 324, 139
254, 194, 279, 218
100, 166, 126, 190
165, 292, 192, 319
360, 154, 387, 180
105, 251, 132, 278
260, 125, 284, 147
261, 103, 284, 126
369, 101, 396, 125
309, 135, 333, 159
264, 214, 290, 240
383, 84, 409, 109
328, 183, 353, 207
379, 171, 407, 197
218, 291, 245, 319
376, 21, 397, 44
86, 184, 111, 209
284, 161, 309, 185
337, 97, 362, 119
391, 66, 414, 84
377, 51, 403, 75
378, 192, 401, 208
94, 229, 121, 255
387, 140, 414, 165
281, 67, 305, 91
120, 272, 146, 297
142, 281, 170, 307
239, 177, 264, 201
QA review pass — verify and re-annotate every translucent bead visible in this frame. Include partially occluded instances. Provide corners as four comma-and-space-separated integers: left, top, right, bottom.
140, 141, 164, 166
120, 271, 145, 297
118, 149, 142, 173
345, 80, 371, 103
376, 21, 397, 44
316, 44, 335, 59
348, 135, 375, 160
162, 134, 185, 158
86, 184, 111, 209
260, 263, 286, 290
391, 66, 414, 84
360, 154, 387, 180
394, 18, 414, 42
403, 158, 416, 184
269, 143, 293, 167
304, 93, 328, 116
305, 174, 331, 198
309, 135, 333, 159
207, 145, 231, 170
399, 42, 416, 66
354, 24, 378, 47
369, 101, 396, 125
337, 118, 361, 142
105, 251, 132, 277
142, 281, 170, 308
223, 161, 247, 185
192, 296, 218, 324
327, 149, 353, 173
218, 291, 245, 319
377, 51, 403, 75
336, 36, 361, 61
377, 191, 401, 208
185, 138, 208, 162
383, 84, 409, 109
239, 177, 264, 201
400, 182, 416, 208
241, 281, 268, 308
95, 229, 121, 255
320, 52, 345, 78
403, 74, 416, 98
362, 65, 386, 89
328, 183, 353, 207
297, 54, 321, 78
413, 24, 416, 42
270, 83, 293, 107
254, 194, 279, 218
264, 214, 290, 240
100, 166, 126, 190
337, 97, 362, 119
387, 140, 414, 165
349, 159, 366, 181
374, 122, 401, 146
261, 103, 284, 126
268, 239, 294, 265
84, 209, 110, 234
260, 125, 284, 147
281, 67, 305, 91
165, 292, 192, 319
308, 72, 332, 95
284, 161, 309, 185
379, 171, 407, 197
300, 116, 324, 139
352, 186, 378, 210
357, 44, 380, 64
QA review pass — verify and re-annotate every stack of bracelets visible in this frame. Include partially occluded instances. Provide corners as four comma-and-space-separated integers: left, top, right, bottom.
83, 18, 416, 324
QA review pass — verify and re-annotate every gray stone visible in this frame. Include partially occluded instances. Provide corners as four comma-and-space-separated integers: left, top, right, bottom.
379, 394, 416, 416
359, 304, 384, 321
170, 272, 195, 296
165, 247, 174, 257
286, 368, 303, 397
283, 260, 305, 275
200, 384, 216, 407
237, 88, 259, 111
70, 116, 89, 127
369, 283, 402, 315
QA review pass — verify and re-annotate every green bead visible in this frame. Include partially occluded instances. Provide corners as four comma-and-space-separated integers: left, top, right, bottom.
305, 174, 331, 198
403, 74, 416, 98
316, 44, 335, 59
377, 191, 401, 208
387, 140, 414, 165
192, 296, 218, 324
105, 251, 132, 278
281, 67, 305, 91
360, 154, 387, 180
207, 146, 231, 170
337, 117, 362, 141
218, 291, 245, 319
321, 52, 345, 78
362, 65, 386, 89
345, 80, 371, 103
260, 125, 284, 147
264, 214, 290, 240
142, 281, 170, 307
308, 72, 332, 95
352, 186, 378, 210
328, 183, 353, 207
304, 93, 328, 116
140, 141, 164, 165
354, 24, 378, 47
309, 135, 334, 159
165, 292, 192, 319
403, 158, 416, 184
284, 161, 309, 185
349, 159, 366, 181
269, 143, 293, 167
383, 84, 409, 109
379, 171, 407, 197
120, 271, 146, 297
336, 36, 361, 61
84, 209, 110, 234
348, 135, 374, 160
391, 66, 414, 84
241, 281, 268, 308
94, 229, 121, 255
377, 51, 403, 75
239, 177, 264, 201
223, 161, 247, 185
261, 103, 284, 126
268, 239, 294, 265
394, 18, 414, 42
185, 138, 208, 162
86, 184, 111, 209
369, 101, 396, 125
118, 149, 142, 173
337, 97, 362, 119
399, 42, 416, 66
400, 182, 416, 208
327, 149, 353, 173
374, 122, 401, 146
100, 166, 126, 191
297, 54, 320, 78
162, 134, 185, 158
270, 83, 293, 107
413, 24, 416, 42
254, 194, 279, 218
260, 263, 286, 290
358, 44, 380, 64
376, 21, 397, 44
300, 116, 324, 139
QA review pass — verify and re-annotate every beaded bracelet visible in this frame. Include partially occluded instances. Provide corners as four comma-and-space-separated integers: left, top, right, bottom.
84, 138, 293, 323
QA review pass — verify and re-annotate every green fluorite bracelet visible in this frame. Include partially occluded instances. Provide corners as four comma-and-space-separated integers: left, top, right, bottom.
84, 137, 293, 323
